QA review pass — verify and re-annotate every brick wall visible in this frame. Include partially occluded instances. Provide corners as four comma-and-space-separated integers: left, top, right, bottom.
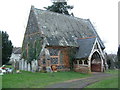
74, 65, 90, 73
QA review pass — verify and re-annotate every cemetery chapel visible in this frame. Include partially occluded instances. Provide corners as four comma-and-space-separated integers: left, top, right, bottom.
21, 6, 108, 73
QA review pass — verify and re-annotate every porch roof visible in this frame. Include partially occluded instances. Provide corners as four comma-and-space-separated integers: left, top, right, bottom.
75, 37, 96, 59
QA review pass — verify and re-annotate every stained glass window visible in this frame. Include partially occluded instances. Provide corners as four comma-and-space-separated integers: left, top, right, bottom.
51, 58, 58, 64
60, 52, 63, 64
49, 49, 59, 56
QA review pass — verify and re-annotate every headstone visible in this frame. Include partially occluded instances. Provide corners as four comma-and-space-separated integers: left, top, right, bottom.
46, 66, 52, 72
15, 61, 19, 70
34, 60, 37, 72
13, 59, 16, 68
35, 60, 38, 71
31, 60, 35, 72
21, 59, 24, 70
27, 63, 31, 71
19, 60, 22, 70
24, 60, 27, 71
34, 60, 36, 71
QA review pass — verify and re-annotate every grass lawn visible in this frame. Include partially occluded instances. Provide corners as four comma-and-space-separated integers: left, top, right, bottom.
86, 69, 119, 88
86, 76, 118, 88
0, 75, 2, 90
2, 71, 91, 88
105, 69, 119, 74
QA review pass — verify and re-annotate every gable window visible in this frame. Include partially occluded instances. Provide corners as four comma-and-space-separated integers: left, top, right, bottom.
94, 43, 99, 49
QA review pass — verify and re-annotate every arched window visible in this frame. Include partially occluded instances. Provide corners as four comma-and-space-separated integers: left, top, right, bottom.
79, 60, 82, 64
74, 60, 77, 64
84, 60, 88, 65
43, 58, 46, 64
94, 43, 99, 49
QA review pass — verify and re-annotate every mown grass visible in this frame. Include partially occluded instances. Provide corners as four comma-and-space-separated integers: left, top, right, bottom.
86, 69, 119, 88
105, 69, 119, 74
86, 76, 118, 88
0, 76, 2, 90
2, 71, 91, 88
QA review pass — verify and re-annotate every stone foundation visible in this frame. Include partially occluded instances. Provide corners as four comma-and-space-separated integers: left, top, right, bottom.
74, 65, 90, 73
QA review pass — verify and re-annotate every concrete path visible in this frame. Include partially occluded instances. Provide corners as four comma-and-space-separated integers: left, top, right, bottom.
45, 72, 116, 88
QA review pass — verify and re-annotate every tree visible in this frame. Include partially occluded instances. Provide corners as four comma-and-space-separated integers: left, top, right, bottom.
106, 53, 119, 69
1, 31, 13, 65
117, 45, 120, 61
67, 47, 77, 70
44, 1, 74, 16
117, 45, 120, 68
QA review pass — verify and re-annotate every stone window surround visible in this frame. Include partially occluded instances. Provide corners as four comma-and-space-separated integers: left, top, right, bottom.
74, 59, 89, 66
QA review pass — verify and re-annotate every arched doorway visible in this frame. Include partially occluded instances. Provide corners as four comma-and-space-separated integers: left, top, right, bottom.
91, 51, 102, 72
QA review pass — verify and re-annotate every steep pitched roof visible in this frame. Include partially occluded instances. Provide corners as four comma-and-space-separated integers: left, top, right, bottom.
13, 47, 22, 54
75, 37, 96, 59
24, 6, 105, 49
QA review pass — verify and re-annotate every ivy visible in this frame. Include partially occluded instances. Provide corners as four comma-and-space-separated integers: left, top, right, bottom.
67, 47, 77, 70
21, 49, 27, 60
35, 39, 42, 59
21, 38, 42, 63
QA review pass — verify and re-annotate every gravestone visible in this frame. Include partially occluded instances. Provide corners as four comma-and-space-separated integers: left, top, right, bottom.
31, 60, 35, 72
21, 59, 24, 70
27, 63, 31, 71
15, 61, 19, 70
19, 60, 22, 70
24, 60, 27, 71
12, 59, 16, 68
35, 60, 38, 71
46, 66, 52, 72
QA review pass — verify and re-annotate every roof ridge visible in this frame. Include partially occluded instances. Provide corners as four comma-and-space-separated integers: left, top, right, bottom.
13, 47, 21, 54
33, 6, 87, 21
78, 36, 96, 40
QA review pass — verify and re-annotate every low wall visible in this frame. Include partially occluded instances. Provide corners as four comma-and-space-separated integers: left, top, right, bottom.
74, 64, 90, 73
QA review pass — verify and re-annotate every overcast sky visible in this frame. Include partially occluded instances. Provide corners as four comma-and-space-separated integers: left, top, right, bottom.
0, 0, 119, 54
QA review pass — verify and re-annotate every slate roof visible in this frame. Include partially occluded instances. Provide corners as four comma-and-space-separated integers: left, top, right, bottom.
13, 47, 22, 54
75, 37, 96, 59
30, 6, 105, 49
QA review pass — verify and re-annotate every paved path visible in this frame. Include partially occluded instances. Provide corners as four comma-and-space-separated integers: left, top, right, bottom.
45, 72, 116, 88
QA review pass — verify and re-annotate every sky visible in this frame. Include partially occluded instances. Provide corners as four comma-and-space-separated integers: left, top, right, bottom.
0, 0, 119, 54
